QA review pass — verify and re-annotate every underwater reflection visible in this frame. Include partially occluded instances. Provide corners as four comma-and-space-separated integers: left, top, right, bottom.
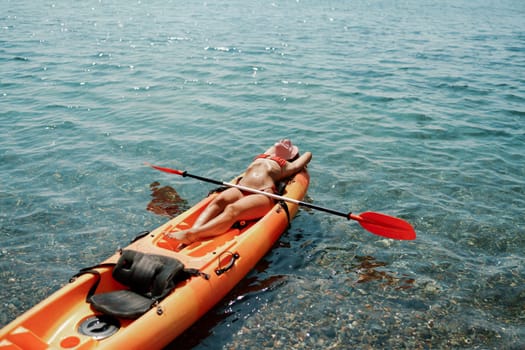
146, 182, 189, 218
354, 255, 414, 290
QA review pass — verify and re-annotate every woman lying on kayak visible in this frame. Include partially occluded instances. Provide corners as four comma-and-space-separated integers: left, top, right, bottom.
169, 139, 312, 244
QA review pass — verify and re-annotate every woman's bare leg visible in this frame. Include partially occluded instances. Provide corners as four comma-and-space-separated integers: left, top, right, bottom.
169, 194, 274, 243
193, 188, 244, 228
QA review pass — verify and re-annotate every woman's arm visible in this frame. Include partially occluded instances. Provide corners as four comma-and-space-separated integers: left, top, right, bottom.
281, 152, 312, 178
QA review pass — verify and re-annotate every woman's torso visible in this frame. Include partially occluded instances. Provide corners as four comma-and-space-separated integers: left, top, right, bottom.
238, 158, 283, 192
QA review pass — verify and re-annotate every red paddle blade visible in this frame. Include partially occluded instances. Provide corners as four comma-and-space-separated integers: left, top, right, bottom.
350, 212, 416, 240
147, 163, 184, 176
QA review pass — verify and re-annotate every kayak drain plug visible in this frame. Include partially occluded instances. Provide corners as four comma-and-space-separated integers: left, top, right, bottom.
78, 315, 120, 340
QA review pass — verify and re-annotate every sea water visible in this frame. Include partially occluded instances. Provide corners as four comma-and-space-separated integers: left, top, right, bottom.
1, 0, 524, 348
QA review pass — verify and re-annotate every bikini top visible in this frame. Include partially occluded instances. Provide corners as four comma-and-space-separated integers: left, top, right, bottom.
254, 154, 287, 168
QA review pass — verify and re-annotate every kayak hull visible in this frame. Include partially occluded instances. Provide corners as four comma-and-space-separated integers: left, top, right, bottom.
0, 170, 309, 350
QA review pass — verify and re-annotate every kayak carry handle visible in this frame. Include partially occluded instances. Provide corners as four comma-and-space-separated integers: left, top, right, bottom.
215, 252, 240, 276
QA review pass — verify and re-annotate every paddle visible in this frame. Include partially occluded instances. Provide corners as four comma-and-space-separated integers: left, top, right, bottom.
148, 164, 416, 240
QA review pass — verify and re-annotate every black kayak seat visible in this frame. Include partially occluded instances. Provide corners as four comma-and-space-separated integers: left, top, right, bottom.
88, 250, 198, 319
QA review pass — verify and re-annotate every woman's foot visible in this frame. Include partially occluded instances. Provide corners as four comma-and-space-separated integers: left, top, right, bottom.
167, 230, 195, 245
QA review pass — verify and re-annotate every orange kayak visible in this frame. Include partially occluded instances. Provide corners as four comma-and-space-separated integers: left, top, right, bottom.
0, 169, 309, 350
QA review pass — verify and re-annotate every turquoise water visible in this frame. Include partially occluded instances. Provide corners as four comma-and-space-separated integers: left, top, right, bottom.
1, 0, 524, 348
